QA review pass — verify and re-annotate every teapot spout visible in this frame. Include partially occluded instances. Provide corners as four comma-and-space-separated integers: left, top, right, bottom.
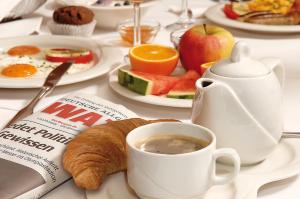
192, 78, 241, 123
197, 79, 214, 89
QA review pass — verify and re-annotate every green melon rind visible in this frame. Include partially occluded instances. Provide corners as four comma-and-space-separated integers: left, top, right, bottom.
166, 91, 195, 99
118, 69, 153, 95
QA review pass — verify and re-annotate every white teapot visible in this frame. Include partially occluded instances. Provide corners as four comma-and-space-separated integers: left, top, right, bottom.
191, 42, 284, 165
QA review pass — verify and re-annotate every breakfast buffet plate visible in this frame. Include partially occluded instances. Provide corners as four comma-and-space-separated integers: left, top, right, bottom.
0, 35, 123, 88
86, 138, 300, 199
205, 4, 300, 33
108, 64, 193, 108
54, 0, 158, 29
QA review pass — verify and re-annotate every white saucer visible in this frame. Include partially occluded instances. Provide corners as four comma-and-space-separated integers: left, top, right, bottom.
86, 138, 300, 199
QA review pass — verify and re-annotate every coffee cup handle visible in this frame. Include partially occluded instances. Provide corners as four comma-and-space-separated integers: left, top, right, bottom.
211, 148, 240, 185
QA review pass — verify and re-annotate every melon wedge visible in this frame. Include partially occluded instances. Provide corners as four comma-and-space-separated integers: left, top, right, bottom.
167, 79, 196, 99
118, 69, 180, 95
167, 70, 200, 99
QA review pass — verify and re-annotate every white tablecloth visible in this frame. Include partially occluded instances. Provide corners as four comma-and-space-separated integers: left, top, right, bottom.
1, 0, 300, 198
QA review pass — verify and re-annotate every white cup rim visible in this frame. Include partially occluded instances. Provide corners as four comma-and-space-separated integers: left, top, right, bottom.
126, 122, 216, 158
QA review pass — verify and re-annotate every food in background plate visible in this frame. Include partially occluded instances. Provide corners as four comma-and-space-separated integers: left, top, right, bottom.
248, 0, 294, 14
7, 45, 41, 56
129, 44, 179, 75
94, 0, 153, 7
0, 45, 95, 78
224, 0, 300, 25
293, 0, 300, 11
95, 0, 134, 6
63, 118, 178, 189
224, 3, 242, 20
179, 24, 234, 74
48, 6, 96, 36
118, 69, 199, 99
240, 11, 300, 25
45, 48, 93, 64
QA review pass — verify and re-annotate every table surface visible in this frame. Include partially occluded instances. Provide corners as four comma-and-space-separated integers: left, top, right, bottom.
1, 0, 300, 198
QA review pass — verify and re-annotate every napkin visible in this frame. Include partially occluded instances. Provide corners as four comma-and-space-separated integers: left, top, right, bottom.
168, 5, 208, 19
0, 0, 22, 22
0, 17, 42, 38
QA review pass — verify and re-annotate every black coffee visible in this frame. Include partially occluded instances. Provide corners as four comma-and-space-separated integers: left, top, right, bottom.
136, 134, 209, 155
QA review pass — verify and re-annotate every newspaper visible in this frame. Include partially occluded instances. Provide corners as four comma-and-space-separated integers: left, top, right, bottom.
0, 93, 137, 199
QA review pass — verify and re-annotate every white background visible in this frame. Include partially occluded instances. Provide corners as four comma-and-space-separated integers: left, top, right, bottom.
1, 0, 300, 198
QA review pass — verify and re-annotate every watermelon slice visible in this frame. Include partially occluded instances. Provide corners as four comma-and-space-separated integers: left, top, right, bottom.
167, 70, 200, 99
181, 70, 200, 80
118, 69, 180, 95
167, 79, 196, 99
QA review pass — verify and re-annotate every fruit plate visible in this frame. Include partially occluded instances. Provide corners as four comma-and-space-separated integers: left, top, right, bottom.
86, 138, 300, 199
108, 64, 193, 108
0, 35, 123, 88
205, 4, 300, 33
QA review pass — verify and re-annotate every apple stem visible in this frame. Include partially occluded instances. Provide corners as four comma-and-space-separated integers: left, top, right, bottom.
203, 24, 207, 34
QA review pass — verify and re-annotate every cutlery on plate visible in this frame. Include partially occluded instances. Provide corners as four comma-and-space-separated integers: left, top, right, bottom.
3, 62, 73, 129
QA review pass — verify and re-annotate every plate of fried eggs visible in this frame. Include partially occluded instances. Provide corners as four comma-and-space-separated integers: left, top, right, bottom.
0, 35, 123, 88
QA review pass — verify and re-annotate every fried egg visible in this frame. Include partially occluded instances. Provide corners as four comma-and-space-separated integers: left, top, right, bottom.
7, 45, 41, 56
0, 45, 94, 78
1, 64, 37, 78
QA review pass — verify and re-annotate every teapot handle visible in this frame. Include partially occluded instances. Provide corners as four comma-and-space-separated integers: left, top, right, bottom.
260, 58, 285, 88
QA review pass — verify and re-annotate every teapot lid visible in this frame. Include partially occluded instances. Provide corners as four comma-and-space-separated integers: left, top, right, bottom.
210, 42, 271, 78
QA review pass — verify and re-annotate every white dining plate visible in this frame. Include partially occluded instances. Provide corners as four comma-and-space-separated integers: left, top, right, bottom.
86, 138, 300, 199
108, 64, 193, 108
0, 35, 123, 88
205, 4, 300, 33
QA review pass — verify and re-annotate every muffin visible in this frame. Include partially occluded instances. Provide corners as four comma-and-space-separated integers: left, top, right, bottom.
48, 6, 96, 36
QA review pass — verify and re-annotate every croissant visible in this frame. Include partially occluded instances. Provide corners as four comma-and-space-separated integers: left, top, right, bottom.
63, 118, 177, 190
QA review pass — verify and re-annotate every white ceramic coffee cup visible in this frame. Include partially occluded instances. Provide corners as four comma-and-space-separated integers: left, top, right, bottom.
126, 122, 240, 199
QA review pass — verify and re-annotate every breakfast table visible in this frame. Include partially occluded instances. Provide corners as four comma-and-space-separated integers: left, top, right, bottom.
1, 0, 300, 198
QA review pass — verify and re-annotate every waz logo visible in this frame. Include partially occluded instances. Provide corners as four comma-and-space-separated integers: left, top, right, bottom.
41, 102, 110, 126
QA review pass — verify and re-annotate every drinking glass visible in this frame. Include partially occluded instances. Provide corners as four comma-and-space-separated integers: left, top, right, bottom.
131, 0, 143, 46
166, 0, 195, 31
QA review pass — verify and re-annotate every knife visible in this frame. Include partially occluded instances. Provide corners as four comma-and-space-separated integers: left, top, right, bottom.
3, 62, 73, 129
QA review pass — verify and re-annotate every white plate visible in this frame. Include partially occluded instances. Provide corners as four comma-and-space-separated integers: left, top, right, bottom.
108, 64, 193, 108
205, 4, 300, 33
54, 0, 158, 29
86, 138, 300, 199
0, 35, 123, 88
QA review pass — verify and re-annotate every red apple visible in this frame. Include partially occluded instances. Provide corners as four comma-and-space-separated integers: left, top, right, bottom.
179, 24, 234, 74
